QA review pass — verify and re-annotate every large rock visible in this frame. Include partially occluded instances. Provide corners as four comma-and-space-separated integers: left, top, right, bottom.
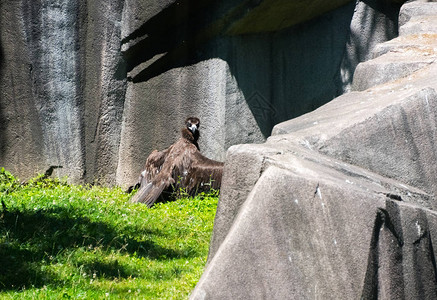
0, 0, 126, 183
193, 152, 437, 299
352, 52, 435, 91
353, 2, 437, 91
0, 0, 403, 186
192, 3, 437, 299
209, 59, 437, 263
339, 0, 402, 92
399, 0, 437, 27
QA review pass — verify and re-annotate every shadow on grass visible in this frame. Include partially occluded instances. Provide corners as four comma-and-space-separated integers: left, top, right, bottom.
0, 207, 181, 291
79, 260, 131, 280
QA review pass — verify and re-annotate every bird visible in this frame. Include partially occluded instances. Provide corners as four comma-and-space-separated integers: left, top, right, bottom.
129, 117, 224, 207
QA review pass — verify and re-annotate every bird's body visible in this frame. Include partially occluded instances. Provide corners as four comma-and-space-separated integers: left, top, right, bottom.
130, 117, 223, 207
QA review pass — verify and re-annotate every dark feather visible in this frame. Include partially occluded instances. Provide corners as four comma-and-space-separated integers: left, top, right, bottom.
130, 117, 224, 207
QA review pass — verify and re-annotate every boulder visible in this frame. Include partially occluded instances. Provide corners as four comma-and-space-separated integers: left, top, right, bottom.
192, 3, 437, 298
353, 2, 437, 92
193, 161, 437, 299
339, 0, 402, 92
400, 15, 437, 35
371, 33, 437, 58
399, 1, 437, 27
352, 52, 435, 91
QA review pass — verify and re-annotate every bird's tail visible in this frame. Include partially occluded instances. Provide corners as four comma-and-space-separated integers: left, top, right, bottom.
130, 182, 166, 208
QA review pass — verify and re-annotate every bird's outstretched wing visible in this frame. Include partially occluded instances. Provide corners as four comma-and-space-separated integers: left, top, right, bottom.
141, 148, 170, 183
130, 180, 168, 207
130, 148, 169, 203
130, 139, 190, 206
131, 139, 223, 207
183, 151, 223, 193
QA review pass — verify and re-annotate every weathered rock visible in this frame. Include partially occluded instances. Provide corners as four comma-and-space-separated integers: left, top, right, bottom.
82, 1, 128, 185
400, 15, 437, 35
399, 1, 437, 27
193, 143, 437, 299
371, 33, 437, 58
352, 51, 435, 91
339, 0, 402, 92
0, 0, 126, 183
353, 2, 437, 91
276, 62, 437, 200
0, 0, 402, 186
192, 4, 437, 298
208, 58, 437, 262
319, 87, 437, 198
0, 1, 46, 178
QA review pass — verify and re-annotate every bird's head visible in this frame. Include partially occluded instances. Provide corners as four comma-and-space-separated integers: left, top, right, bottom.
185, 117, 200, 135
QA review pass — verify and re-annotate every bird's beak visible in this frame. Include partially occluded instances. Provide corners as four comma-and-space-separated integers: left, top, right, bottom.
189, 124, 197, 134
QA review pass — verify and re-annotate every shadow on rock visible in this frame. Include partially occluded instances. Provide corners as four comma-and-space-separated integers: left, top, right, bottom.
361, 200, 437, 299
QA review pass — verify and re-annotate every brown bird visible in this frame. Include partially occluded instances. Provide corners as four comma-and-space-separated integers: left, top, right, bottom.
130, 117, 224, 207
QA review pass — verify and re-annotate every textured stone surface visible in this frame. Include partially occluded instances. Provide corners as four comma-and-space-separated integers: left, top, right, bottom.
352, 51, 436, 91
0, 1, 45, 178
399, 1, 437, 26
339, 0, 402, 92
0, 0, 126, 183
275, 60, 437, 198
193, 141, 437, 299
198, 170, 437, 299
319, 87, 437, 198
371, 33, 437, 58
400, 15, 437, 34
0, 0, 402, 186
82, 0, 127, 185
209, 59, 437, 260
192, 3, 437, 299
353, 2, 437, 91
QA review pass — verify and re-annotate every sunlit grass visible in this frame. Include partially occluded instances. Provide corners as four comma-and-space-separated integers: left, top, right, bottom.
0, 168, 217, 299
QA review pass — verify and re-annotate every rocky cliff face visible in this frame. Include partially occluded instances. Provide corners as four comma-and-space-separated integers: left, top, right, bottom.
192, 2, 437, 299
0, 0, 402, 186
0, 0, 126, 184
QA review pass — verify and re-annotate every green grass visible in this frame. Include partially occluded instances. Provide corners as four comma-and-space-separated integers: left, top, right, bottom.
0, 168, 218, 299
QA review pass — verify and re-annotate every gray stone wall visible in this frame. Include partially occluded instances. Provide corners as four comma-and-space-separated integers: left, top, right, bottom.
0, 0, 403, 185
0, 0, 126, 183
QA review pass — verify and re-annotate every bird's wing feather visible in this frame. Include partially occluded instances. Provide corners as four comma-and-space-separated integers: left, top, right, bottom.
143, 148, 170, 183
130, 182, 168, 208
131, 138, 224, 207
131, 140, 194, 206
127, 148, 169, 194
184, 151, 224, 192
